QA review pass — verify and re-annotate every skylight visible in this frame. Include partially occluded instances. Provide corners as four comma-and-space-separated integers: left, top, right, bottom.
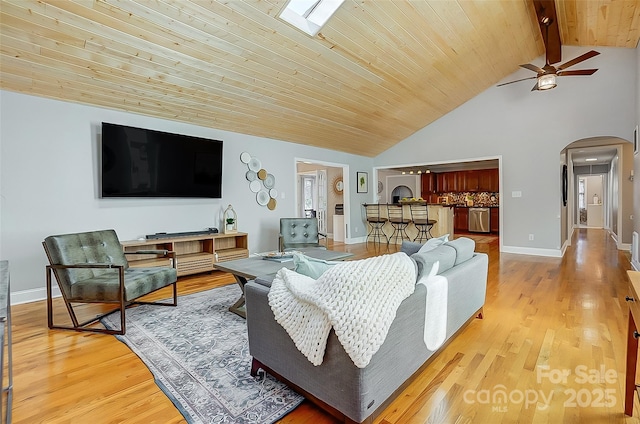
279, 0, 345, 36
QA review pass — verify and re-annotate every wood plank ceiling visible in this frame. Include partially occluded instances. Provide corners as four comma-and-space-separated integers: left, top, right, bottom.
1, 0, 639, 157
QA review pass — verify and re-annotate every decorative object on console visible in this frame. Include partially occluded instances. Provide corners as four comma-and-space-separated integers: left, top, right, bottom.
356, 171, 368, 193
223, 204, 237, 234
240, 152, 277, 210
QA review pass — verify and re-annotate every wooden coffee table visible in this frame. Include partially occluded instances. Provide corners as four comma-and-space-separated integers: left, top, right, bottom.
214, 248, 354, 318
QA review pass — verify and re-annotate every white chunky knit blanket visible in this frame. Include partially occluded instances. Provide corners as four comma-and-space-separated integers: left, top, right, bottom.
268, 252, 416, 368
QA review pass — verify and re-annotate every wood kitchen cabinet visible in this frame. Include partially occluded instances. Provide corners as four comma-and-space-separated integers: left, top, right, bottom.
421, 173, 437, 202
462, 170, 480, 191
479, 169, 499, 192
437, 171, 458, 193
454, 207, 469, 232
434, 169, 499, 193
490, 208, 499, 233
436, 173, 447, 193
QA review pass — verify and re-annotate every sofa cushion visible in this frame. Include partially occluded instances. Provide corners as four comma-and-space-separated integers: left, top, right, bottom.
411, 244, 456, 280
401, 234, 450, 256
293, 253, 338, 279
416, 234, 449, 253
401, 241, 423, 256
445, 237, 475, 265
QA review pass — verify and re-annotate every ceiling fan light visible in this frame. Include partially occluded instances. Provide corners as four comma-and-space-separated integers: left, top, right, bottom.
538, 74, 557, 90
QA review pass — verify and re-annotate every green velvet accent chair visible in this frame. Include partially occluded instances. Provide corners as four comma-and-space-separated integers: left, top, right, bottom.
43, 229, 177, 335
279, 218, 326, 251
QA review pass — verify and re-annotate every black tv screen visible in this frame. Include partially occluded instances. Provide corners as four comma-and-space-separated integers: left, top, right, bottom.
101, 122, 223, 198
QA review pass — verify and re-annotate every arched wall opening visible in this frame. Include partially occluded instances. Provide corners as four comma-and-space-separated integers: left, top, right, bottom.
561, 136, 634, 252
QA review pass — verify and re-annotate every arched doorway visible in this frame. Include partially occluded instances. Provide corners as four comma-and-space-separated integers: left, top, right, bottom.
561, 136, 634, 252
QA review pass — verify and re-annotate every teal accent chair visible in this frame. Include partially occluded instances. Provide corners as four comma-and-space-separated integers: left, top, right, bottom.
279, 218, 326, 251
43, 229, 177, 335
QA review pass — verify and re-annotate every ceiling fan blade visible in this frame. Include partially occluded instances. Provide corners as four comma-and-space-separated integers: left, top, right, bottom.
557, 50, 600, 71
520, 63, 545, 73
531, 82, 540, 91
496, 76, 538, 87
557, 69, 598, 77
533, 0, 561, 65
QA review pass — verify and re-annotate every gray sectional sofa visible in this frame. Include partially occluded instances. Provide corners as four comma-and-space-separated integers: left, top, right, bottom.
245, 237, 488, 424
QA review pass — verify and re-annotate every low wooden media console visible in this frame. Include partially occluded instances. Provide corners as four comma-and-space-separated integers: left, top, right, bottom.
122, 232, 249, 277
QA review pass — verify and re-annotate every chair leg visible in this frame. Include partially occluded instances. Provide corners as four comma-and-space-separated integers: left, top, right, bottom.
47, 266, 80, 329
389, 223, 410, 244
47, 268, 177, 335
413, 224, 432, 243
367, 222, 388, 245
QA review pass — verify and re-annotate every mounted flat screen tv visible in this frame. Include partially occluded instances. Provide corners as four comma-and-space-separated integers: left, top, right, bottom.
101, 122, 223, 198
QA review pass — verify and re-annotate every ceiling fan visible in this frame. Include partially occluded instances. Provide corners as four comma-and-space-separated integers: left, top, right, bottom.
497, 0, 600, 91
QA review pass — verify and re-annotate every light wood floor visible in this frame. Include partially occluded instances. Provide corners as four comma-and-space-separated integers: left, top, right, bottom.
7, 229, 639, 423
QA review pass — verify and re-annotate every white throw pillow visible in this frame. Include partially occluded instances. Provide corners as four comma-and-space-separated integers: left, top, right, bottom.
417, 234, 450, 253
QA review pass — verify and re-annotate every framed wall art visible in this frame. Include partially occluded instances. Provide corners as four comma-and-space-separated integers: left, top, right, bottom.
357, 172, 368, 193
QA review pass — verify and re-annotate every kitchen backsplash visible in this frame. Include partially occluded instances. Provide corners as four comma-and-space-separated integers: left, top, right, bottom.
446, 192, 499, 206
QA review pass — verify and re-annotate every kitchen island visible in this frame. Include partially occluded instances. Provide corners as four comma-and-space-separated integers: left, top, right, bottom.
365, 202, 455, 243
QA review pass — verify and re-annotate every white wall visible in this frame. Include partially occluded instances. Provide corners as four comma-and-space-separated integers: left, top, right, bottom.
375, 46, 637, 256
0, 91, 373, 301
585, 175, 604, 206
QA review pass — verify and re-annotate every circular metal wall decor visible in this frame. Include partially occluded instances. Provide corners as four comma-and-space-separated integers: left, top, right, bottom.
249, 180, 261, 193
257, 190, 270, 206
240, 153, 277, 210
264, 174, 275, 189
248, 157, 261, 172
333, 176, 344, 195
240, 151, 251, 164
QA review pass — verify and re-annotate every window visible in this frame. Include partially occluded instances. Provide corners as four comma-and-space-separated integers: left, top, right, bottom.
303, 176, 315, 211
578, 178, 585, 209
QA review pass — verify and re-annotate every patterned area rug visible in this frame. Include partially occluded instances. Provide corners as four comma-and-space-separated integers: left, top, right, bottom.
102, 284, 303, 423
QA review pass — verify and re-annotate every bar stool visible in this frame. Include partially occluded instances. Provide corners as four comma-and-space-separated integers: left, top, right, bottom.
409, 202, 437, 242
387, 203, 411, 244
363, 204, 388, 244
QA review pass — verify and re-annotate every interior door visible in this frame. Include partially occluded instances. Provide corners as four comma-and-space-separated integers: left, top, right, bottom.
299, 173, 317, 218
317, 170, 327, 235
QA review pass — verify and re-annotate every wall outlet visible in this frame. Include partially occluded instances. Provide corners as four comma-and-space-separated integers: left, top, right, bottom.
354, 227, 358, 234
512, 191, 522, 198
529, 234, 534, 241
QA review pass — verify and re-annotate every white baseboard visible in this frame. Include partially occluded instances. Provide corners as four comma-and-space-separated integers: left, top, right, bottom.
618, 242, 631, 251
632, 260, 639, 271
501, 245, 563, 258
610, 231, 619, 243
346, 236, 368, 244
560, 239, 569, 257
12, 286, 61, 305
